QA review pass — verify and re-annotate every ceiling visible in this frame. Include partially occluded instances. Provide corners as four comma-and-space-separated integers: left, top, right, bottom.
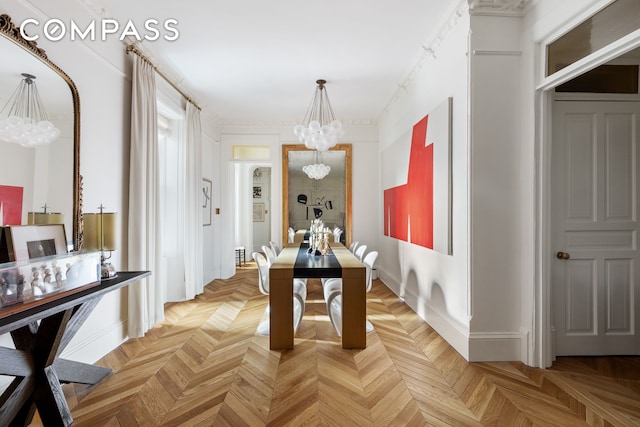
89, 0, 458, 125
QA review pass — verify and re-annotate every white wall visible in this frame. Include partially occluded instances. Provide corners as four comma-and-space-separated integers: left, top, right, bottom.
377, 7, 471, 359
201, 115, 220, 284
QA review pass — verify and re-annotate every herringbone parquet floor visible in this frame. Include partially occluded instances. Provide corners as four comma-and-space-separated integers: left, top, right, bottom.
31, 265, 640, 426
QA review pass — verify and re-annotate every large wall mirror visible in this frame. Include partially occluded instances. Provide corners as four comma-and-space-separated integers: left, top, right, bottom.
0, 13, 81, 250
282, 144, 352, 246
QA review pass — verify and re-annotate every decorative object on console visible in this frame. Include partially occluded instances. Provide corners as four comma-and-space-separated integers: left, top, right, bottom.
0, 251, 100, 307
1, 224, 67, 262
0, 73, 61, 147
293, 79, 344, 152
27, 203, 64, 225
83, 204, 117, 279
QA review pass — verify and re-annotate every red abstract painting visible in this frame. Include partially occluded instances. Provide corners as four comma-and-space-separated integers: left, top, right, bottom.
0, 185, 24, 226
383, 98, 451, 253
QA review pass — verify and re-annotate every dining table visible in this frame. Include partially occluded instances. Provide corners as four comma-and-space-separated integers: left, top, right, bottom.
269, 242, 366, 349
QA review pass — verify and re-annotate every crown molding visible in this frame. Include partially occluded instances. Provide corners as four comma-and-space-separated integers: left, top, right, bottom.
213, 118, 377, 128
468, 0, 534, 16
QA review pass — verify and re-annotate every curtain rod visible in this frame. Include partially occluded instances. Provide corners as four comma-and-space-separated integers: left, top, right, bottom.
126, 44, 202, 111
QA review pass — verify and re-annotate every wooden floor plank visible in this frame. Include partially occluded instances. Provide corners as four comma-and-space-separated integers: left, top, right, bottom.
25, 266, 640, 426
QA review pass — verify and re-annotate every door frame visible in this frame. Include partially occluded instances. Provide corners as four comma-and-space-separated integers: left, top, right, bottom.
534, 32, 640, 368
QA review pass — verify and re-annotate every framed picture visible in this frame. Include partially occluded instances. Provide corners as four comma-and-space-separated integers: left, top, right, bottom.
202, 178, 212, 226
253, 186, 262, 199
5, 224, 68, 262
253, 203, 265, 222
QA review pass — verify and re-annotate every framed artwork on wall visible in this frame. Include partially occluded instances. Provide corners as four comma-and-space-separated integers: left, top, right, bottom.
202, 178, 212, 226
253, 203, 265, 222
253, 186, 262, 199
382, 97, 452, 254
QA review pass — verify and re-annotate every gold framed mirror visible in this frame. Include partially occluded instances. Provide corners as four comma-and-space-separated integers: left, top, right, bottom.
0, 13, 81, 250
282, 144, 352, 246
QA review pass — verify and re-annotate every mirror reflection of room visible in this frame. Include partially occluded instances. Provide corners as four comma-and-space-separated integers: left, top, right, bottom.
287, 150, 346, 243
0, 33, 75, 247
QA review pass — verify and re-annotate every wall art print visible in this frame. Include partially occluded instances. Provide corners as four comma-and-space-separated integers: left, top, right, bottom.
202, 178, 212, 226
382, 98, 452, 254
0, 185, 24, 226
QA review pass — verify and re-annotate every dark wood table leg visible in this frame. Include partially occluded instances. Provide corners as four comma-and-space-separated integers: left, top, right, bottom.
0, 296, 113, 426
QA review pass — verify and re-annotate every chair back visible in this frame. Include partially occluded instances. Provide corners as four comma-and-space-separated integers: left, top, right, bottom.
349, 241, 359, 253
262, 245, 276, 266
362, 251, 378, 292
252, 252, 270, 294
333, 228, 343, 243
270, 241, 281, 256
354, 244, 367, 262
288, 227, 296, 243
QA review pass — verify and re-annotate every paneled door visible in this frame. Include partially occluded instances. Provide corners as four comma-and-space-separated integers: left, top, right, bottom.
552, 100, 640, 356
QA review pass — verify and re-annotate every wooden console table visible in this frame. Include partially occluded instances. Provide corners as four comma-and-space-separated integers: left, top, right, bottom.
0, 270, 150, 426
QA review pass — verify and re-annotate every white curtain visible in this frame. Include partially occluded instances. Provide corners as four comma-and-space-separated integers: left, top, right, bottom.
128, 55, 165, 338
183, 102, 204, 298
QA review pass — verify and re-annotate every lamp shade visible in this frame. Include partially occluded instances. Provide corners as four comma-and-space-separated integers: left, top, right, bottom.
83, 212, 117, 251
28, 212, 64, 225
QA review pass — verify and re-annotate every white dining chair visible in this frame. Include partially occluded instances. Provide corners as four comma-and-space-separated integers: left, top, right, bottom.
354, 244, 367, 262
288, 227, 296, 243
323, 251, 378, 336
270, 241, 281, 256
262, 245, 277, 266
253, 252, 306, 335
348, 241, 359, 253
333, 228, 343, 243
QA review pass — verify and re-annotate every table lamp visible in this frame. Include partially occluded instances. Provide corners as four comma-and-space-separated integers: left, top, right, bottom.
28, 203, 64, 225
83, 204, 117, 279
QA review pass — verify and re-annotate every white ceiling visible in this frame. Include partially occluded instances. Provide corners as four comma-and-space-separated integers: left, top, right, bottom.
92, 0, 458, 124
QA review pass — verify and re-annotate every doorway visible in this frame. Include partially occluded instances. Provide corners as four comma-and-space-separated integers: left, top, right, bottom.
551, 99, 640, 356
252, 167, 271, 254
539, 44, 640, 365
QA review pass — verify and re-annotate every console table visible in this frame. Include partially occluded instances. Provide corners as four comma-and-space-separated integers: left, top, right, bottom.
0, 270, 150, 426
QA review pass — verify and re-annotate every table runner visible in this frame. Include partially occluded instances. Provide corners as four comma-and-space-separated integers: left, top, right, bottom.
293, 242, 342, 278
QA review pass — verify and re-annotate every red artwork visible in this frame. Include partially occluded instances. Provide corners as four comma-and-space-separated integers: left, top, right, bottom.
383, 115, 434, 249
0, 185, 24, 226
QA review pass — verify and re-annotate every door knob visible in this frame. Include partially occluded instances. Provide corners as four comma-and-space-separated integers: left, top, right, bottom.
556, 251, 570, 260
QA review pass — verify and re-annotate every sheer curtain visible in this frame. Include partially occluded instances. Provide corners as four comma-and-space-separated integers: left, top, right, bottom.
128, 55, 165, 338
184, 102, 203, 298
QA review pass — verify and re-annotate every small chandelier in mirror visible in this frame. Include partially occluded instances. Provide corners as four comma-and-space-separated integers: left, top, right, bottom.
303, 151, 331, 180
0, 73, 60, 148
293, 79, 344, 152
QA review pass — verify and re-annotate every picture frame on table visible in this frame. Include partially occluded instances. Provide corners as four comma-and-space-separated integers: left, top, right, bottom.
4, 224, 68, 262
202, 178, 212, 226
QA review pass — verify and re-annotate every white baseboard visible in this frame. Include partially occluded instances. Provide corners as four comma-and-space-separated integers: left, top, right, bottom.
378, 268, 470, 360
59, 320, 129, 364
378, 267, 522, 362
468, 332, 521, 361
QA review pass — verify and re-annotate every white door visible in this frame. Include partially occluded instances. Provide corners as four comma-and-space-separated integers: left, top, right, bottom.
552, 100, 640, 356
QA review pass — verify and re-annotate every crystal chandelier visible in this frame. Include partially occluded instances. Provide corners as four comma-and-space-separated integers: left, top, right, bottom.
293, 79, 344, 152
0, 73, 60, 148
303, 151, 331, 180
